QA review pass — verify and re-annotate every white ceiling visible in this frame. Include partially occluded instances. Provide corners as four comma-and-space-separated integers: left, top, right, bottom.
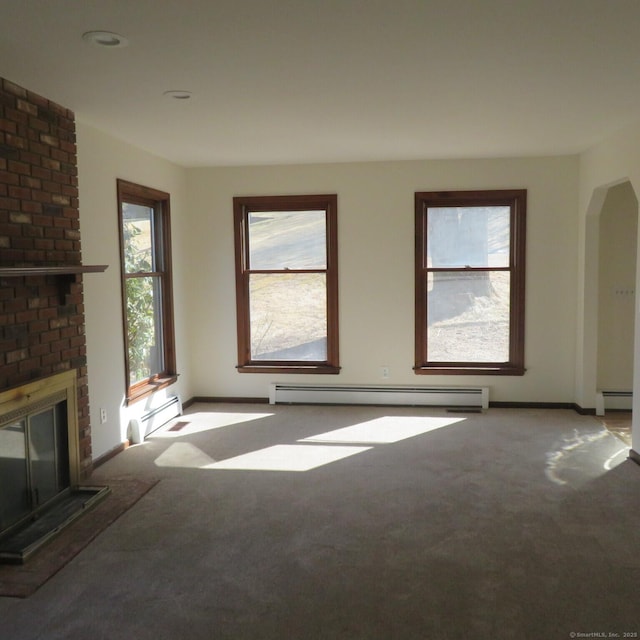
1, 0, 640, 167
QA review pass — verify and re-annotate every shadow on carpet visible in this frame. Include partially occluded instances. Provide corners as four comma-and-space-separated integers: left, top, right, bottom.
0, 476, 158, 598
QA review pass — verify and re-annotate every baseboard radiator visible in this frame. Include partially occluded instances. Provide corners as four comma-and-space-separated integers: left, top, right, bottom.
595, 390, 632, 416
269, 383, 489, 409
129, 395, 182, 443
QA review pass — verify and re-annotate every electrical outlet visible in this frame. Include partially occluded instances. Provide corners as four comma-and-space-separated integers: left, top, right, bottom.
100, 407, 107, 424
381, 366, 390, 379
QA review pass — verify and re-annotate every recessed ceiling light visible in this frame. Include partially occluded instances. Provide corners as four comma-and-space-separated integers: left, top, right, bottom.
82, 31, 129, 48
163, 90, 193, 100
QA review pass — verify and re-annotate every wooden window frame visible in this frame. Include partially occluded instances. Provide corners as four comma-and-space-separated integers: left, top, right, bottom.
117, 179, 177, 403
233, 194, 340, 374
414, 189, 526, 376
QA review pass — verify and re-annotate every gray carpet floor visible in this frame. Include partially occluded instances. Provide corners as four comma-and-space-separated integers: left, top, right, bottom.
0, 403, 638, 640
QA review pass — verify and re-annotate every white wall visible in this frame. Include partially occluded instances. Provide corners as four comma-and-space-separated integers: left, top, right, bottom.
72, 112, 640, 457
186, 156, 579, 403
597, 182, 637, 390
578, 119, 640, 451
77, 122, 190, 460
576, 123, 640, 410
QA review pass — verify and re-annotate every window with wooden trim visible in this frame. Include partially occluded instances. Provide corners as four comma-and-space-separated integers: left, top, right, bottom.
233, 194, 340, 374
415, 189, 526, 375
117, 180, 177, 401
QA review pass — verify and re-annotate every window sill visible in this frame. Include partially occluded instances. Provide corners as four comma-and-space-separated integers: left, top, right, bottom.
237, 364, 341, 375
414, 365, 525, 376
126, 374, 179, 405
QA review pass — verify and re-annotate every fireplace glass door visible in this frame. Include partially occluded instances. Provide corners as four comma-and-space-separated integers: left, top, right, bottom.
0, 401, 70, 536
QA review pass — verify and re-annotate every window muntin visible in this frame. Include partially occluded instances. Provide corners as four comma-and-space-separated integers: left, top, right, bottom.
117, 180, 177, 401
415, 190, 526, 375
234, 195, 339, 373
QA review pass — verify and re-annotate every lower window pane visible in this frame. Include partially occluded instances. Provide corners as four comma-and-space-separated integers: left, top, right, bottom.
427, 271, 510, 362
250, 273, 327, 361
126, 276, 164, 385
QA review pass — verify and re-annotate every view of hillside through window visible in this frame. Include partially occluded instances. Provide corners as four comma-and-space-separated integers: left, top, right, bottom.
426, 206, 511, 362
248, 210, 328, 360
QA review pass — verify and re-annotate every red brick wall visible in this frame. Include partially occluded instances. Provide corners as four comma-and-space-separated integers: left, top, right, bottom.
0, 77, 92, 478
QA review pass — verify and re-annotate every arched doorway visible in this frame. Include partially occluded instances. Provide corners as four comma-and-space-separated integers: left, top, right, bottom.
596, 181, 638, 445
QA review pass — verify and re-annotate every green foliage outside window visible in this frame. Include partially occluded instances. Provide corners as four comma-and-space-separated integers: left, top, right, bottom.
123, 221, 158, 385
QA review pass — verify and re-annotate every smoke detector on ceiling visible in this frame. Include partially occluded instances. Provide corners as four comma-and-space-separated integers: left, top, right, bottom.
163, 90, 193, 100
82, 31, 129, 48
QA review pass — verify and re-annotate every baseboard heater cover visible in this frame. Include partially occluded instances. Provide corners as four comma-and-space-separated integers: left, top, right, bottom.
595, 390, 632, 416
129, 395, 182, 443
269, 383, 489, 409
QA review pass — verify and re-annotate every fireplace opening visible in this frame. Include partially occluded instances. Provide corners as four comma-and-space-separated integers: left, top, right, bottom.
0, 370, 109, 563
0, 397, 70, 534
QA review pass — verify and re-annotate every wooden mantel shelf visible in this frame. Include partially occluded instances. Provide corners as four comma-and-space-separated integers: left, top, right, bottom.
0, 265, 108, 303
0, 265, 108, 277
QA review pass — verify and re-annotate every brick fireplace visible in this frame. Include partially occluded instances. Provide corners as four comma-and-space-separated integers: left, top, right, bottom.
0, 77, 94, 481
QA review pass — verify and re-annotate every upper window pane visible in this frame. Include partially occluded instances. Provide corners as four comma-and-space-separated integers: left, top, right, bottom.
248, 210, 327, 270
426, 206, 510, 268
123, 203, 155, 273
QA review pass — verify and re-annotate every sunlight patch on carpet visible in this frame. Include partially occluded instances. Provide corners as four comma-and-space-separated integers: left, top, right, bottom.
299, 415, 465, 444
545, 426, 630, 487
203, 444, 371, 472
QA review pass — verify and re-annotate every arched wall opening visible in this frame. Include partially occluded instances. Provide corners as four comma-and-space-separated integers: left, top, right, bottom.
583, 178, 639, 453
